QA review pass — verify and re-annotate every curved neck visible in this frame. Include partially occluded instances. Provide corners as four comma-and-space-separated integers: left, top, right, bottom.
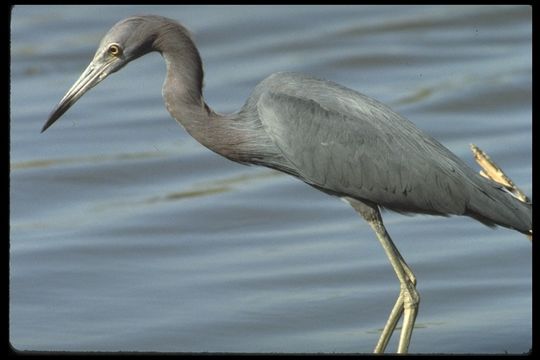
152, 23, 206, 117
152, 24, 248, 161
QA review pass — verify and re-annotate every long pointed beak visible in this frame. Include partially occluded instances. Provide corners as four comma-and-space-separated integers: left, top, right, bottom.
41, 58, 115, 133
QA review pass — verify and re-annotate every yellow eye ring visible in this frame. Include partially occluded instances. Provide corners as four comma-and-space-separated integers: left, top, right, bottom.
108, 43, 123, 57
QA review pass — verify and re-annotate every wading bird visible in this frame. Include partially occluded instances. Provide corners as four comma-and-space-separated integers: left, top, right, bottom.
42, 15, 532, 353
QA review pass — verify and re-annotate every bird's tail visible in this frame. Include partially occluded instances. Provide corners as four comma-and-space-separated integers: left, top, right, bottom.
465, 175, 532, 237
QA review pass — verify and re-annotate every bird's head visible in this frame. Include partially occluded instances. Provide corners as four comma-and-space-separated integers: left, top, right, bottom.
41, 16, 174, 132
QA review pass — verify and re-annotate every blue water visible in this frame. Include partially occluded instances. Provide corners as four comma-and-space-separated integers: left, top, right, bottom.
10, 5, 531, 353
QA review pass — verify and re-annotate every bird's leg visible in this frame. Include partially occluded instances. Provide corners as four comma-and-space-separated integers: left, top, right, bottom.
345, 198, 419, 354
373, 249, 417, 353
373, 243, 408, 352
373, 291, 404, 353
370, 218, 419, 354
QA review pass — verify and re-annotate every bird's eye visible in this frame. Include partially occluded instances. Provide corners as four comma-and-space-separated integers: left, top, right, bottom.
108, 43, 123, 57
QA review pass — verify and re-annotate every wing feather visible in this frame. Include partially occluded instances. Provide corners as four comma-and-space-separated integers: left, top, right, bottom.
254, 74, 473, 215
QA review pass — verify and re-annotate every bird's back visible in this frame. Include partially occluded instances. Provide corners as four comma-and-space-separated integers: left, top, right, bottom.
243, 72, 531, 234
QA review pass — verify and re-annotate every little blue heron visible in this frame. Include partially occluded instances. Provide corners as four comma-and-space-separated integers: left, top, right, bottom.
41, 15, 531, 353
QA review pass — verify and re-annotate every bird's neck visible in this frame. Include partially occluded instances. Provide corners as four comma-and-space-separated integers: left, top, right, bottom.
158, 40, 248, 162
160, 51, 208, 130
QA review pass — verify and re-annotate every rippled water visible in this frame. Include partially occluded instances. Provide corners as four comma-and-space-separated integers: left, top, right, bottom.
10, 5, 531, 354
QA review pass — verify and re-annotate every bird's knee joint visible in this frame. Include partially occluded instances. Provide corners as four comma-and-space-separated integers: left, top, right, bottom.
401, 284, 420, 308
406, 290, 420, 309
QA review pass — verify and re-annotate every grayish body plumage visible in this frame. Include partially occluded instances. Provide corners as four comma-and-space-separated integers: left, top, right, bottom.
244, 72, 531, 232
42, 15, 531, 353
